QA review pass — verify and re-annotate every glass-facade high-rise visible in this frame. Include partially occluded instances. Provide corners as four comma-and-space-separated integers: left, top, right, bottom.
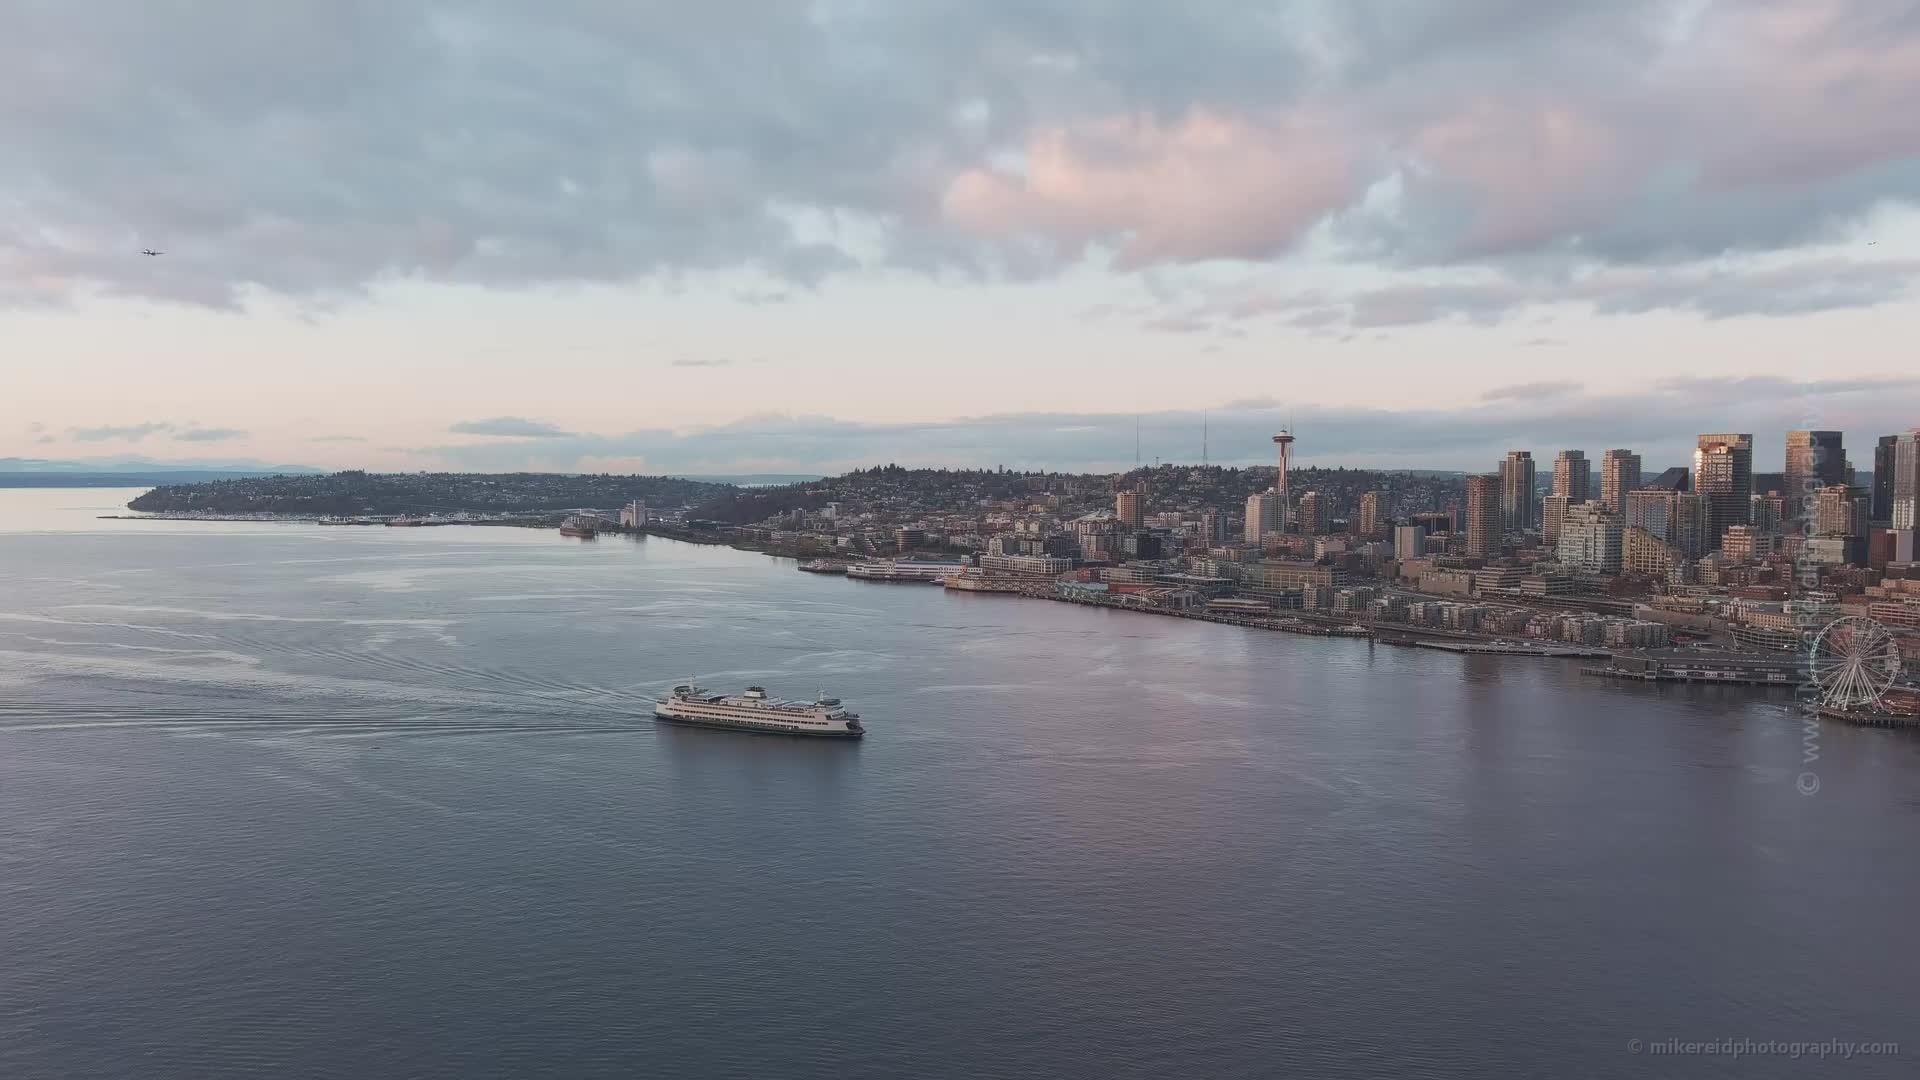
1499, 451, 1536, 533
1694, 433, 1753, 551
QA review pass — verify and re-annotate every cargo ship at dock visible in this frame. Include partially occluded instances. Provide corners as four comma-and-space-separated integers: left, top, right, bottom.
559, 515, 599, 538
653, 683, 865, 738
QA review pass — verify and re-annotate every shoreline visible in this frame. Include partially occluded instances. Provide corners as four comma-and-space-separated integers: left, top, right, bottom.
102, 512, 1849, 699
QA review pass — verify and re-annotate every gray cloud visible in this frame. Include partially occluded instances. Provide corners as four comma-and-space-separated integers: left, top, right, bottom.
669, 358, 734, 368
1481, 380, 1582, 401
414, 375, 1920, 475
447, 416, 573, 438
1198, 256, 1920, 330
4, 2, 1918, 308
68, 422, 175, 442
174, 427, 248, 442
66, 421, 251, 442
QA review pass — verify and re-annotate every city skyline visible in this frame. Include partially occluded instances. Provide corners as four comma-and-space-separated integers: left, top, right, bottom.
7, 3, 1920, 473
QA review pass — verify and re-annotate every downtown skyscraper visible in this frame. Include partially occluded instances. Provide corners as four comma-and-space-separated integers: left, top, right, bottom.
1552, 450, 1591, 504
1465, 474, 1500, 558
1694, 433, 1754, 551
1874, 435, 1899, 524
1600, 449, 1642, 513
1498, 451, 1536, 533
1893, 430, 1920, 530
1784, 431, 1845, 500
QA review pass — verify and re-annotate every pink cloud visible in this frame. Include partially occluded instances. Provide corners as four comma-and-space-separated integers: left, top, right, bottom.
941, 110, 1362, 267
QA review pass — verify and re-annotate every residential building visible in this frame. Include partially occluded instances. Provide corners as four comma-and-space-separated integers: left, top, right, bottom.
1499, 451, 1536, 532
1466, 474, 1500, 558
1624, 527, 1682, 577
1244, 492, 1281, 544
1114, 490, 1143, 528
1394, 524, 1426, 560
1197, 509, 1223, 544
1694, 433, 1754, 550
1814, 485, 1861, 537
1599, 449, 1642, 513
1357, 491, 1385, 538
1542, 494, 1570, 544
1296, 491, 1325, 535
1557, 503, 1622, 574
1721, 524, 1767, 562
1552, 450, 1591, 503
1625, 488, 1705, 559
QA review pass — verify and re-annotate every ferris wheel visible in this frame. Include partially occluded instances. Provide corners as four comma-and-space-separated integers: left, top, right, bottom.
1807, 616, 1903, 710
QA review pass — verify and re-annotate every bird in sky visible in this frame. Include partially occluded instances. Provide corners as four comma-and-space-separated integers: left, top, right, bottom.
140, 248, 164, 256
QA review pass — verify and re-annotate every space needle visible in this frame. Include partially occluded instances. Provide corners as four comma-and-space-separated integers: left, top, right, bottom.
1272, 430, 1294, 532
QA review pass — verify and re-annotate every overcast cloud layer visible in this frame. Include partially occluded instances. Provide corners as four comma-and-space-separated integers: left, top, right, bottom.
7, 2, 1920, 474
403, 375, 1920, 476
6, 0, 1919, 311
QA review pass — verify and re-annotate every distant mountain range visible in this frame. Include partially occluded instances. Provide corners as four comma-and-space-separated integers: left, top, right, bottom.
1, 456, 324, 474
0, 457, 324, 488
669, 473, 825, 486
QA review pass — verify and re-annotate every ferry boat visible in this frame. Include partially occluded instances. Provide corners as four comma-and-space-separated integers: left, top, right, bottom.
653, 683, 864, 738
559, 515, 599, 538
844, 559, 963, 583
797, 559, 849, 574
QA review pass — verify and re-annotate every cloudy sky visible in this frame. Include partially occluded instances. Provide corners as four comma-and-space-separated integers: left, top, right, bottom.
5, 0, 1919, 474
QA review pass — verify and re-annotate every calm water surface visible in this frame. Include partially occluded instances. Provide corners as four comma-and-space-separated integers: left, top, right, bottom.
1, 488, 1915, 1078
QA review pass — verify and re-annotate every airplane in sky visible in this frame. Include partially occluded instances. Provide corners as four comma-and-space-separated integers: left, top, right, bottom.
140, 248, 163, 256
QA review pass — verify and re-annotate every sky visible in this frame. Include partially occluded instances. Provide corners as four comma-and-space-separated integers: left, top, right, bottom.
5, 0, 1920, 475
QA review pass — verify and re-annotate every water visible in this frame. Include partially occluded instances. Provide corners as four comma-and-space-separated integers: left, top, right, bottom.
2, 488, 1914, 1078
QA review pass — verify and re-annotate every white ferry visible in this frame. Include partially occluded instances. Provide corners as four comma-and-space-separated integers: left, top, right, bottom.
653, 683, 865, 738
844, 559, 963, 582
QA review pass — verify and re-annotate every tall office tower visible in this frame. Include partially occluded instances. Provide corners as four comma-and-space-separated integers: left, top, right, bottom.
1499, 451, 1536, 532
1873, 435, 1898, 523
1557, 503, 1623, 574
1600, 449, 1642, 513
1114, 490, 1143, 528
1626, 489, 1706, 559
1244, 492, 1280, 544
1465, 474, 1500, 558
1893, 430, 1920, 530
1552, 450, 1591, 503
1751, 493, 1788, 535
1785, 431, 1846, 499
1357, 491, 1385, 538
1296, 491, 1325, 535
1694, 433, 1754, 550
1272, 431, 1295, 533
1394, 525, 1426, 560
1542, 494, 1571, 544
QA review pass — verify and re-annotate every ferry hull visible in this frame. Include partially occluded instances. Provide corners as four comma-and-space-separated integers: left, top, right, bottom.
652, 706, 864, 738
